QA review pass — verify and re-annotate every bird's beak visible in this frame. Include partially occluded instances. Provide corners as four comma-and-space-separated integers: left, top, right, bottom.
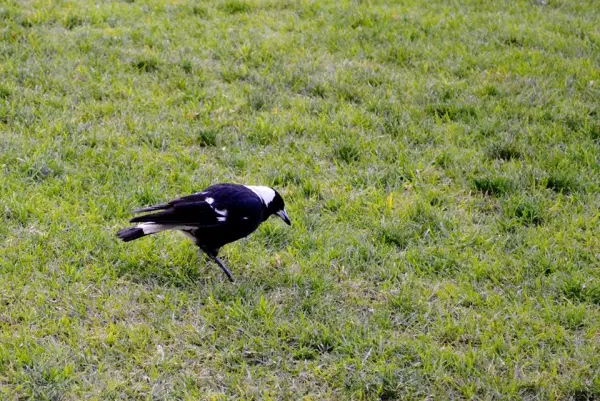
276, 209, 291, 226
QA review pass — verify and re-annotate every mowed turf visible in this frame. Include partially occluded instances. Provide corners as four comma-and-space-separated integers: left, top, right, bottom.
1, 0, 599, 399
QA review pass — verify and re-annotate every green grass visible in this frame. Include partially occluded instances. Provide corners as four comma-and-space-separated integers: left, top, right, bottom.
1, 0, 599, 399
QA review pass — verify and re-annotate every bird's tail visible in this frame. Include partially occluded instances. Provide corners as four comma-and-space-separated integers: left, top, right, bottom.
116, 227, 146, 242
116, 223, 168, 242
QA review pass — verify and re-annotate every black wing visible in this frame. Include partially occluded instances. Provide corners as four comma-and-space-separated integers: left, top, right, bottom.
129, 184, 264, 227
129, 201, 221, 226
131, 192, 209, 215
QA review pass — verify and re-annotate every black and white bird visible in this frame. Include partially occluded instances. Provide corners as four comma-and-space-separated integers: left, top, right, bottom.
116, 183, 291, 282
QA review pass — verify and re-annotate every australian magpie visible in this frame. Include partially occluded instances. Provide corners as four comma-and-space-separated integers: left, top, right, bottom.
116, 183, 291, 282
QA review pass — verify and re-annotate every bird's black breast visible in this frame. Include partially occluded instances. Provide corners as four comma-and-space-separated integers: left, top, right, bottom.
189, 216, 262, 250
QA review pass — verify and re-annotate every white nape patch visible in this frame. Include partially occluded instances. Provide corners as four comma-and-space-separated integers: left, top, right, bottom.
215, 208, 228, 216
245, 185, 276, 206
138, 223, 166, 235
217, 216, 227, 222
205, 197, 214, 205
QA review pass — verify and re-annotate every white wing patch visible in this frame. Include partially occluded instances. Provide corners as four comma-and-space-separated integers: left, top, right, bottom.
217, 217, 226, 222
205, 197, 214, 205
245, 185, 276, 206
215, 208, 228, 216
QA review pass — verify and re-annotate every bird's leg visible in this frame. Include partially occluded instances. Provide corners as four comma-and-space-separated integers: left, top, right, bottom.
209, 254, 234, 282
199, 246, 234, 282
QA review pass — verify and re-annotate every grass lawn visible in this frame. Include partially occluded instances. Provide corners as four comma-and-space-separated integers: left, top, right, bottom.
1, 0, 600, 399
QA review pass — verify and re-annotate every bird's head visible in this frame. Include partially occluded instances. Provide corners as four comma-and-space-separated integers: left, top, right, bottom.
246, 185, 291, 225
